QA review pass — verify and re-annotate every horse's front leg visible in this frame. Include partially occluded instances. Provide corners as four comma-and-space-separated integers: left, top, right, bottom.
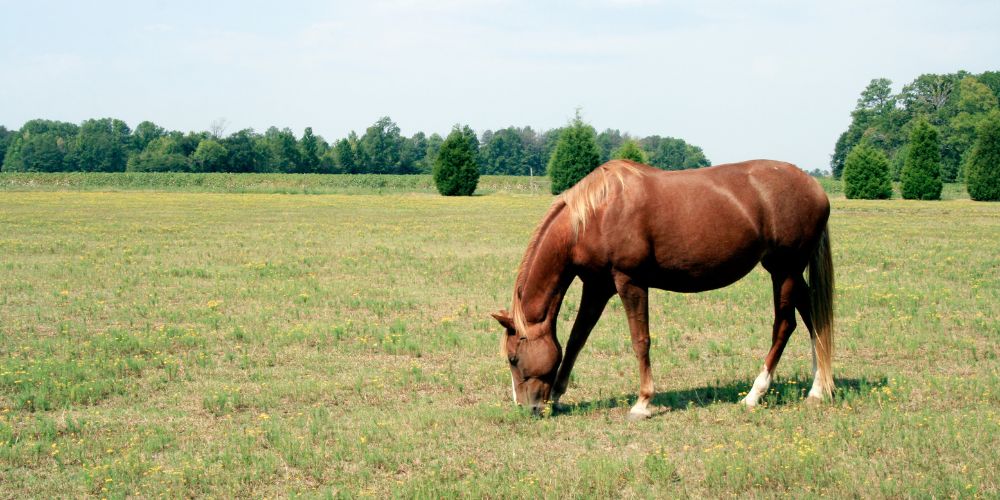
614, 273, 654, 420
551, 282, 614, 406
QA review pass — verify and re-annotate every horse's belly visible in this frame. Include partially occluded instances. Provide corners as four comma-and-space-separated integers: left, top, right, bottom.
644, 255, 761, 293
640, 236, 765, 293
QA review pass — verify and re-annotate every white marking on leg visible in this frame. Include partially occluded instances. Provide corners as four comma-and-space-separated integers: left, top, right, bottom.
629, 400, 651, 419
511, 375, 517, 404
808, 337, 824, 400
742, 367, 772, 407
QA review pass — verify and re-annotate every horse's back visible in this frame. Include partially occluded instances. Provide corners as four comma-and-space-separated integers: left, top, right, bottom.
578, 159, 829, 291
649, 159, 829, 246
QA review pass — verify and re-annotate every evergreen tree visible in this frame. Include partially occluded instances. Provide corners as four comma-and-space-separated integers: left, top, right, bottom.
548, 112, 601, 195
843, 143, 892, 199
901, 119, 943, 200
966, 112, 1000, 201
612, 139, 648, 163
433, 125, 479, 196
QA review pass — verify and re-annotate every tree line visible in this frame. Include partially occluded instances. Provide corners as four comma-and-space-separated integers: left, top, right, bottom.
831, 70, 1000, 182
0, 116, 709, 177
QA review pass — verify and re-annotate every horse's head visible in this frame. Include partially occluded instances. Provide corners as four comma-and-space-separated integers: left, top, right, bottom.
491, 310, 561, 413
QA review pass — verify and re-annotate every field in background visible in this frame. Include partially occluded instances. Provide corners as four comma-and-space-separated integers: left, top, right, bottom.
0, 172, 548, 195
0, 184, 997, 496
0, 171, 973, 200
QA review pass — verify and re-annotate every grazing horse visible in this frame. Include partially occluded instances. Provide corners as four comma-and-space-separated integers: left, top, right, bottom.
491, 159, 834, 418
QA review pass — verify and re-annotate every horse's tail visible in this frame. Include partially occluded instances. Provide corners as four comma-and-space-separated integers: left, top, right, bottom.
809, 226, 835, 399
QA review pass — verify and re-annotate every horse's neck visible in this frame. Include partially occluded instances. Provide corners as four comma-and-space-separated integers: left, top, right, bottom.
516, 211, 574, 335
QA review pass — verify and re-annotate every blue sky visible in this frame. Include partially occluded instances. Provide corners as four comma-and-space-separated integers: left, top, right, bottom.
2, 0, 999, 171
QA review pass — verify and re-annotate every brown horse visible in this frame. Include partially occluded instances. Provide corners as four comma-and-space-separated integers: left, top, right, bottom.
491, 159, 834, 418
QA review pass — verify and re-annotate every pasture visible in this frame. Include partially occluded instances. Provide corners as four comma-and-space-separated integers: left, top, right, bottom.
0, 180, 998, 497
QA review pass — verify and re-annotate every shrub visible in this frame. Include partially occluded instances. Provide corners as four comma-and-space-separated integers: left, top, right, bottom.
548, 111, 601, 194
901, 119, 942, 200
433, 125, 479, 196
843, 143, 892, 199
612, 139, 648, 164
966, 111, 1000, 201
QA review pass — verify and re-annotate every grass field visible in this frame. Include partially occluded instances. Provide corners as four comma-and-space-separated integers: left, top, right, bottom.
1, 179, 998, 497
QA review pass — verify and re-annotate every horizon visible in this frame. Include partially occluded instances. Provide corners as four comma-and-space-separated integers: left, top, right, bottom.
2, 0, 999, 172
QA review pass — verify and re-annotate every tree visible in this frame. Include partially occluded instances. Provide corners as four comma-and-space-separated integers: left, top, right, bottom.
642, 135, 709, 170
4, 132, 68, 172
517, 126, 546, 176
423, 133, 444, 174
548, 112, 601, 195
433, 125, 479, 196
0, 126, 12, 170
359, 117, 403, 174
260, 127, 302, 173
132, 121, 166, 153
901, 119, 942, 200
2, 120, 78, 172
70, 118, 131, 172
222, 129, 264, 173
612, 139, 648, 163
481, 127, 529, 175
402, 132, 429, 174
596, 129, 626, 163
191, 139, 229, 172
843, 143, 892, 199
947, 77, 999, 181
298, 127, 321, 173
831, 78, 909, 178
333, 137, 357, 174
966, 111, 1000, 201
126, 136, 192, 172
209, 118, 229, 139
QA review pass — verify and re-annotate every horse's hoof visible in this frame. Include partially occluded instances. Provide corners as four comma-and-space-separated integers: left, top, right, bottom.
628, 408, 651, 421
803, 396, 823, 407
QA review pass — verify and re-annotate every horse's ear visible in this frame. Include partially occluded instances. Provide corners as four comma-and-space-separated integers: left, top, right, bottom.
491, 310, 516, 333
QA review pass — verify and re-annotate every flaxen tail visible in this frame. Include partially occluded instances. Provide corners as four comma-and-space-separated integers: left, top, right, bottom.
809, 227, 835, 398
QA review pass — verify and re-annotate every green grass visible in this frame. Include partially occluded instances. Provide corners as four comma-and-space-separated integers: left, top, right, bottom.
0, 188, 997, 497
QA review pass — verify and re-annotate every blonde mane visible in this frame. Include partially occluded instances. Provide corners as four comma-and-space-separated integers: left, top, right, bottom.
510, 199, 566, 337
507, 160, 645, 339
562, 159, 645, 239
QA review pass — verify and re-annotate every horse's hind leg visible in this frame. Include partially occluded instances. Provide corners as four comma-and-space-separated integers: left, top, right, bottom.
614, 273, 654, 420
791, 275, 826, 402
742, 272, 799, 407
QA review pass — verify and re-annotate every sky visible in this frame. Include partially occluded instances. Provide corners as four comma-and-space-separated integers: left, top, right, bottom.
2, 0, 999, 171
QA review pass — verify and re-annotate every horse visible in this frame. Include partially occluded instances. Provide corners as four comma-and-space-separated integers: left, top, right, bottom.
491, 159, 834, 419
